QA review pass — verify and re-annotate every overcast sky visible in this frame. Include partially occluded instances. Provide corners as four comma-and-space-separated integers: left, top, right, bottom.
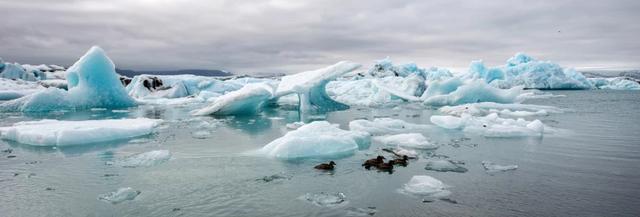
1, 0, 639, 74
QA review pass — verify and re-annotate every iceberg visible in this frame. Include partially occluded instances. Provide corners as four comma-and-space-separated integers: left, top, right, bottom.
398, 175, 450, 197
0, 46, 137, 112
0, 118, 162, 146
275, 61, 361, 112
0, 62, 37, 81
424, 159, 468, 173
98, 187, 141, 204
465, 53, 593, 90
126, 74, 243, 100
374, 133, 438, 149
258, 121, 370, 160
349, 118, 433, 135
430, 113, 545, 137
423, 80, 525, 106
193, 83, 274, 116
112, 150, 171, 167
588, 77, 640, 90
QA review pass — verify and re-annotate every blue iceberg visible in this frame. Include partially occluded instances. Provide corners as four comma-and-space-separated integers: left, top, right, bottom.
0, 46, 137, 112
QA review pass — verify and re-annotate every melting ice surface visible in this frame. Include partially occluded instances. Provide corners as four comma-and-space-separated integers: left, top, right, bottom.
0, 118, 162, 146
1, 49, 640, 216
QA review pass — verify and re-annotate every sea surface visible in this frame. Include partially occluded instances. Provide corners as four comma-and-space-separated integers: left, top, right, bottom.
1, 90, 639, 217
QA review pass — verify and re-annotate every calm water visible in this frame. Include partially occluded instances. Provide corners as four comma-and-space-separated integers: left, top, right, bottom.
1, 90, 639, 217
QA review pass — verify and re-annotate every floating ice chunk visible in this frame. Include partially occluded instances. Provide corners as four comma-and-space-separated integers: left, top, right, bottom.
191, 130, 212, 139
588, 77, 640, 90
113, 150, 171, 167
300, 192, 347, 207
424, 160, 467, 173
0, 118, 162, 146
193, 83, 274, 116
348, 118, 433, 135
275, 61, 361, 111
38, 79, 68, 90
423, 80, 525, 106
0, 46, 137, 112
285, 121, 305, 130
466, 53, 593, 89
0, 78, 44, 100
374, 133, 437, 149
0, 63, 36, 81
430, 113, 545, 137
439, 102, 563, 117
421, 77, 464, 99
482, 161, 518, 173
258, 121, 371, 160
398, 175, 450, 197
98, 187, 141, 204
327, 78, 407, 107
371, 74, 424, 102
393, 147, 419, 158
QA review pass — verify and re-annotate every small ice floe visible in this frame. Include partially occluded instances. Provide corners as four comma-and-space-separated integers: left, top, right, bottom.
300, 192, 347, 207
345, 207, 377, 216
285, 121, 305, 130
382, 147, 419, 159
438, 102, 563, 117
482, 161, 518, 173
349, 118, 433, 136
258, 121, 370, 160
191, 130, 212, 139
424, 159, 468, 173
128, 138, 152, 144
98, 187, 141, 204
430, 113, 546, 137
398, 175, 450, 199
374, 133, 438, 150
0, 118, 163, 146
257, 173, 292, 183
111, 150, 171, 168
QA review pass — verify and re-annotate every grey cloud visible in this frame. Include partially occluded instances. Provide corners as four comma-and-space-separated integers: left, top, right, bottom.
0, 0, 638, 74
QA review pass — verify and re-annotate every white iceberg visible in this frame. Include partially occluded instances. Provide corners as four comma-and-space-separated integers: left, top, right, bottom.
348, 118, 433, 135
258, 121, 370, 160
430, 113, 545, 137
0, 118, 162, 146
438, 102, 563, 117
98, 187, 141, 204
0, 62, 37, 81
398, 175, 450, 197
275, 61, 361, 111
0, 46, 137, 112
112, 150, 171, 167
588, 77, 640, 90
193, 83, 274, 116
374, 133, 437, 149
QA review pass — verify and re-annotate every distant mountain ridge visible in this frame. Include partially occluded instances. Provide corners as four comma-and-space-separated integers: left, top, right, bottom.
116, 68, 233, 77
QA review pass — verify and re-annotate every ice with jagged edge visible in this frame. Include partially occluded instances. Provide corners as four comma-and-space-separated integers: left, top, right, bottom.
98, 187, 141, 204
275, 61, 361, 112
258, 121, 370, 160
422, 79, 526, 106
349, 118, 433, 135
111, 150, 171, 167
0, 118, 162, 146
466, 53, 593, 89
588, 77, 640, 90
0, 46, 136, 112
374, 133, 438, 149
193, 83, 275, 115
430, 113, 546, 137
398, 175, 450, 198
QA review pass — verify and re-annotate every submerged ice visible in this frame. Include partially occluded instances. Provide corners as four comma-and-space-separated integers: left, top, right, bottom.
112, 150, 171, 168
399, 175, 450, 197
98, 187, 141, 204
